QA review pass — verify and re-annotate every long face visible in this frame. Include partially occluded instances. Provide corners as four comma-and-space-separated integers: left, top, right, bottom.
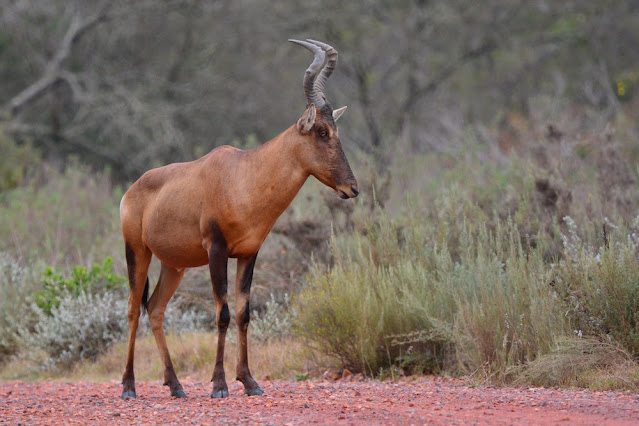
297, 105, 358, 199
289, 39, 358, 199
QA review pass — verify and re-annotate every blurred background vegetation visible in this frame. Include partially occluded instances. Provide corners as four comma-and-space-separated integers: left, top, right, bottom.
1, 0, 639, 389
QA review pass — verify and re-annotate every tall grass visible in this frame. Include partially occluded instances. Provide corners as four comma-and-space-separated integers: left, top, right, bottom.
294, 211, 639, 386
0, 332, 311, 382
559, 233, 639, 357
3, 100, 639, 389
0, 253, 36, 362
516, 337, 639, 390
0, 161, 127, 366
294, 200, 565, 379
0, 162, 122, 269
294, 106, 639, 385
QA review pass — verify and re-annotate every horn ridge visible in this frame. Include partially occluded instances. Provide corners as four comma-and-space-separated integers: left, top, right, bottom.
289, 39, 331, 107
305, 39, 338, 105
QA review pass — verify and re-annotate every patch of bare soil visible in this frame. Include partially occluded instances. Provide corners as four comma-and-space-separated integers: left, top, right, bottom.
2, 378, 639, 424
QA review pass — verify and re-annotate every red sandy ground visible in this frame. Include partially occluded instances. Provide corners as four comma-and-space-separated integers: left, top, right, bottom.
2, 377, 639, 424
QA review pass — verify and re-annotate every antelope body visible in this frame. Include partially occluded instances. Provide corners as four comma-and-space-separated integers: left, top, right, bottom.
120, 39, 358, 399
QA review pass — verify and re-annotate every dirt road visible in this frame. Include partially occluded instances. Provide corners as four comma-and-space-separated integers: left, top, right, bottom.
2, 378, 638, 424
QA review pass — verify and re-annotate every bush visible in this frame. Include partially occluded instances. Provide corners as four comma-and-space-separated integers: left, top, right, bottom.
23, 257, 215, 369
33, 257, 125, 315
27, 289, 215, 371
294, 197, 565, 379
0, 162, 121, 268
294, 192, 639, 385
516, 337, 637, 389
295, 206, 457, 375
0, 253, 35, 362
27, 290, 129, 369
553, 217, 639, 358
162, 301, 212, 334
0, 132, 40, 193
251, 293, 294, 342
451, 221, 563, 379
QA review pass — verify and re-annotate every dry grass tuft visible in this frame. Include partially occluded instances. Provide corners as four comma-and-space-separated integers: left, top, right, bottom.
67, 332, 310, 383
1, 332, 314, 383
516, 337, 639, 390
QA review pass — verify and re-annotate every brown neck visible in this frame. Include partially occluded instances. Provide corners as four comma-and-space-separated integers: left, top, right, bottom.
240, 125, 310, 225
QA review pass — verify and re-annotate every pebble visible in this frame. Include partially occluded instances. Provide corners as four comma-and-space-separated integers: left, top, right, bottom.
1, 379, 638, 424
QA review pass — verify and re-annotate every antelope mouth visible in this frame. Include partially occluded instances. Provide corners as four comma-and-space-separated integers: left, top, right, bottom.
336, 184, 359, 199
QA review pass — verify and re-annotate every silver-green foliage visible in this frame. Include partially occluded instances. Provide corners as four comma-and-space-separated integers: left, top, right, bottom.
294, 196, 564, 378
0, 253, 34, 362
554, 216, 639, 358
162, 302, 212, 335
0, 163, 120, 268
27, 289, 212, 370
295, 193, 639, 382
27, 291, 129, 370
250, 293, 294, 342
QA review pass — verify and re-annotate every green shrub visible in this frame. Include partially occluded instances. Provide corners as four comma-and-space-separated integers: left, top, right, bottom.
0, 253, 36, 362
33, 257, 126, 315
294, 195, 565, 379
24, 258, 212, 370
451, 221, 564, 379
295, 206, 456, 375
250, 293, 294, 342
0, 162, 121, 268
0, 132, 40, 193
554, 217, 639, 358
27, 290, 129, 369
294, 191, 639, 384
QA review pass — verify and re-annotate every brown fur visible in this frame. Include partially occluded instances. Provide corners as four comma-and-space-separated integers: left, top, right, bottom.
120, 104, 357, 399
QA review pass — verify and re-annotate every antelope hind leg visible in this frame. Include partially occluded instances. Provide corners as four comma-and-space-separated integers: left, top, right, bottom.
148, 263, 187, 398
235, 254, 264, 396
121, 243, 152, 399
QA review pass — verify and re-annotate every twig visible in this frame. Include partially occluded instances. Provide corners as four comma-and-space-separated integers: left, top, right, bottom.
2, 3, 110, 118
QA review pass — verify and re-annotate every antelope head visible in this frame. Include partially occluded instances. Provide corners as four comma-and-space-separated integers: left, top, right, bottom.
290, 39, 359, 199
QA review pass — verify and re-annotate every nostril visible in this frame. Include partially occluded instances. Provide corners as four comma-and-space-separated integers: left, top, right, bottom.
351, 185, 359, 197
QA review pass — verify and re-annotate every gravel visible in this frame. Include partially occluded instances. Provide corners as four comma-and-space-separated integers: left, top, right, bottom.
2, 377, 639, 424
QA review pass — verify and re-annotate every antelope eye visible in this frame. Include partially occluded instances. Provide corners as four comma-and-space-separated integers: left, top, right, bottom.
318, 130, 328, 138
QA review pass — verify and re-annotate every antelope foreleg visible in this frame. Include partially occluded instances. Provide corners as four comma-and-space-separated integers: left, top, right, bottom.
235, 254, 263, 396
208, 225, 230, 398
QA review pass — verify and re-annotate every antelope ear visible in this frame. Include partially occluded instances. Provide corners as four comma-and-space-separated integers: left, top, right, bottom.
332, 106, 347, 122
297, 104, 316, 134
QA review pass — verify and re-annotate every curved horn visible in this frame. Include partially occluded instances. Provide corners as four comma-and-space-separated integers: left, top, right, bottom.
289, 39, 326, 107
306, 39, 337, 104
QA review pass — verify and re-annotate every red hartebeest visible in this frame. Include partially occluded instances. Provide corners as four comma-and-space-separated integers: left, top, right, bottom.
120, 39, 358, 399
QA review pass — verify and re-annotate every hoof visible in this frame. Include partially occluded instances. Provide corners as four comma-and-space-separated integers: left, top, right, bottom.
121, 390, 137, 399
245, 387, 264, 396
171, 389, 187, 398
211, 389, 229, 399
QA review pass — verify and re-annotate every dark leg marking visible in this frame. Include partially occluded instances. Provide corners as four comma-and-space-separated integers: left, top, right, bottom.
240, 254, 258, 294
209, 219, 230, 399
142, 277, 149, 313
219, 303, 230, 330
209, 220, 229, 298
242, 300, 250, 328
125, 242, 148, 313
125, 242, 136, 289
